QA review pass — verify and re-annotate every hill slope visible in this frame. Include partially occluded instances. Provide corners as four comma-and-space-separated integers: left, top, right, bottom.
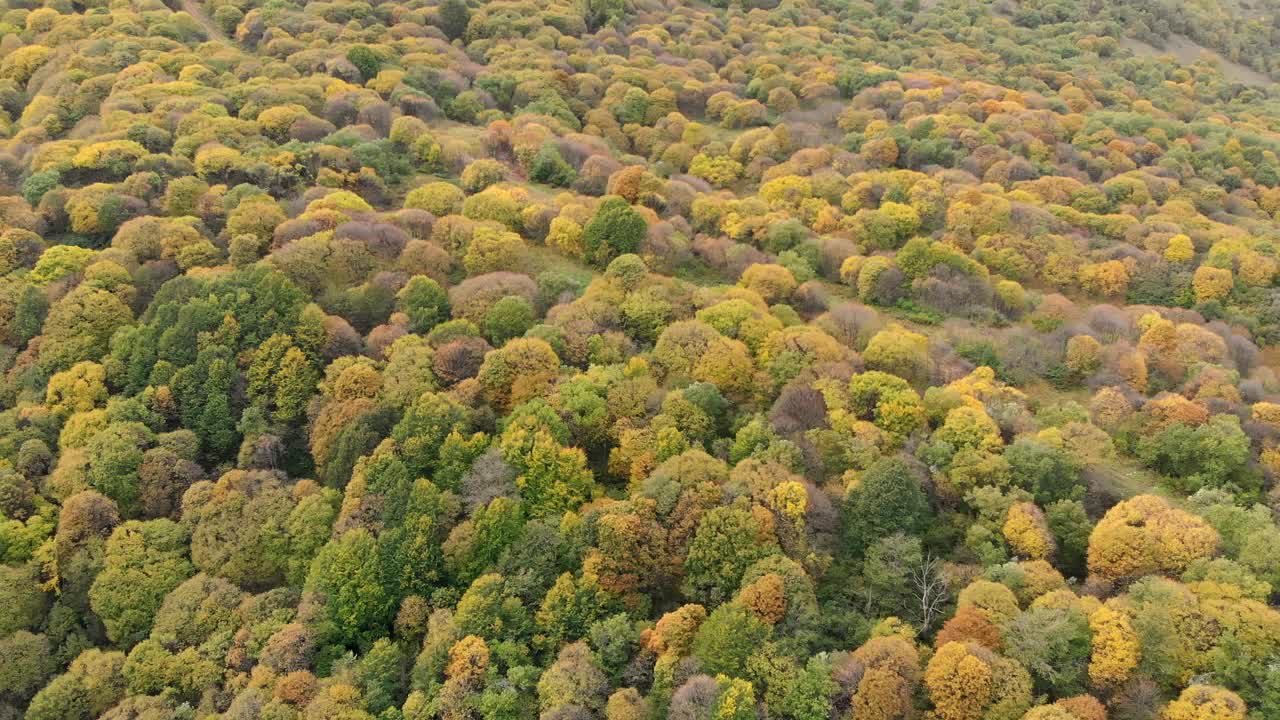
0, 0, 1279, 718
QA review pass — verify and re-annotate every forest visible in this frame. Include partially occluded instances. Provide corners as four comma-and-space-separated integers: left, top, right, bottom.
2, 0, 1280, 718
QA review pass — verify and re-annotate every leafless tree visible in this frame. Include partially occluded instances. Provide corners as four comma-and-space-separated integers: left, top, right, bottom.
907, 552, 950, 634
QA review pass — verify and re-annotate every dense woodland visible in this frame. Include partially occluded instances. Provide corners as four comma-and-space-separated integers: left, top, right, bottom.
4, 0, 1280, 718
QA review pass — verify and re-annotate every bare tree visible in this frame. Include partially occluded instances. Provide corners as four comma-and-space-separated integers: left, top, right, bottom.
908, 552, 950, 634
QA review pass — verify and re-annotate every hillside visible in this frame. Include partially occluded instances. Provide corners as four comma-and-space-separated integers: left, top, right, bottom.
0, 0, 1279, 718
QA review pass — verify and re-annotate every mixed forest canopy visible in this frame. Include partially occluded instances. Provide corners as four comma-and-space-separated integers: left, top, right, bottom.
4, 0, 1280, 718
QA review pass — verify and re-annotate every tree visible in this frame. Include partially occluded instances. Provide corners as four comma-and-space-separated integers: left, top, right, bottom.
924, 642, 995, 720
1022, 707, 1077, 720
434, 634, 489, 717
0, 630, 54, 703
183, 470, 295, 589
355, 638, 405, 715
1165, 234, 1194, 263
1086, 603, 1139, 690
398, 276, 450, 334
863, 324, 930, 384
1001, 606, 1091, 696
583, 0, 624, 29
226, 195, 286, 242
769, 655, 837, 720
1005, 438, 1081, 505
848, 635, 921, 720
935, 606, 1001, 650
538, 641, 609, 715
45, 361, 109, 417
150, 573, 244, 650
83, 422, 152, 517
582, 196, 647, 267
739, 263, 797, 304
25, 649, 126, 720
482, 295, 535, 345
924, 641, 1031, 720
1161, 685, 1247, 720
1135, 414, 1253, 494
439, 0, 470, 40
513, 429, 594, 519
1192, 265, 1233, 303
843, 457, 931, 556
1087, 495, 1219, 581
690, 602, 771, 677
40, 286, 134, 373
88, 520, 194, 647
854, 202, 920, 250
1003, 502, 1056, 560
906, 552, 950, 634
1078, 260, 1131, 298
405, 182, 465, 216
530, 142, 577, 187
683, 501, 778, 605
860, 533, 922, 619
476, 337, 560, 410
347, 45, 382, 81
463, 225, 527, 275
1046, 500, 1092, 577
306, 529, 396, 647
957, 580, 1020, 625
272, 347, 318, 424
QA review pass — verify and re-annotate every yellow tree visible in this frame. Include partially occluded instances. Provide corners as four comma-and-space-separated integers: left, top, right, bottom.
1160, 685, 1246, 720
924, 642, 992, 720
1086, 495, 1218, 581
1191, 265, 1233, 304
1077, 260, 1130, 299
1164, 234, 1194, 263
850, 635, 921, 720
1003, 503, 1056, 561
1086, 602, 1139, 690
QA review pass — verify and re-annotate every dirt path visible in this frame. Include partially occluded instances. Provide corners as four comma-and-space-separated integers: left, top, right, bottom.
180, 0, 231, 44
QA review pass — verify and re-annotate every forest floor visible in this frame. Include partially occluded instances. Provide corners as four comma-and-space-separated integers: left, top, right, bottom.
1121, 34, 1273, 86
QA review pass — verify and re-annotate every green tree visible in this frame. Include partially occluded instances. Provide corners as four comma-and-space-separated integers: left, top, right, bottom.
530, 142, 577, 187
0, 631, 54, 703
398, 276, 450, 334
1005, 438, 1082, 505
40, 286, 134, 373
683, 500, 779, 605
347, 45, 382, 81
1136, 414, 1254, 494
88, 519, 194, 647
514, 429, 594, 519
25, 649, 126, 720
690, 602, 770, 677
583, 0, 624, 30
392, 391, 471, 477
151, 574, 245, 649
439, 0, 471, 40
582, 196, 647, 267
183, 471, 294, 589
482, 295, 535, 345
1000, 606, 1091, 696
306, 529, 395, 647
272, 347, 318, 424
1045, 499, 1091, 577
85, 423, 154, 518
860, 532, 923, 619
843, 457, 932, 556
355, 638, 406, 715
